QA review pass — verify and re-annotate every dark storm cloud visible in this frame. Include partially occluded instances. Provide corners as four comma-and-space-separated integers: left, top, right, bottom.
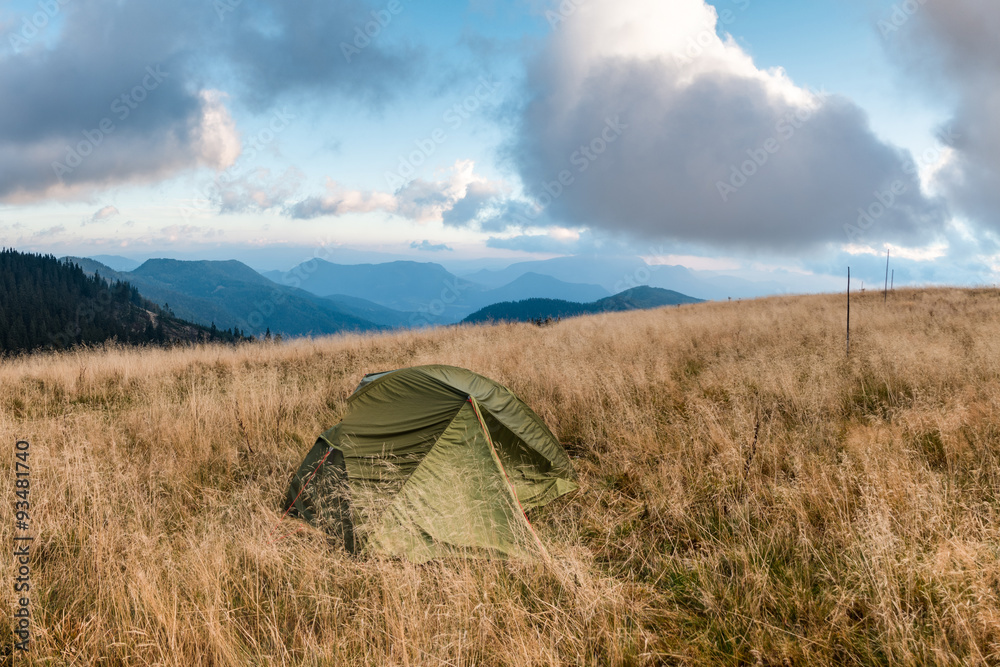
0, 1, 208, 200
476, 198, 551, 232
507, 0, 947, 251
218, 0, 421, 110
888, 0, 1000, 232
0, 0, 419, 202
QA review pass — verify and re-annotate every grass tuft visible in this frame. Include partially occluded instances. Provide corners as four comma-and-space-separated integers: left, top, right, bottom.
2, 288, 1000, 664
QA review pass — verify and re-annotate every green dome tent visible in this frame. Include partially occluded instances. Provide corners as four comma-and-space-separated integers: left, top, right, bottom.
283, 365, 578, 561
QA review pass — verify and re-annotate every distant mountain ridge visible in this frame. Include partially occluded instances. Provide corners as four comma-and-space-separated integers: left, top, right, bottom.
275, 259, 479, 316
322, 294, 432, 328
462, 286, 703, 324
478, 272, 609, 305
275, 259, 614, 322
68, 254, 716, 336
462, 254, 788, 301
89, 254, 141, 272
65, 257, 382, 337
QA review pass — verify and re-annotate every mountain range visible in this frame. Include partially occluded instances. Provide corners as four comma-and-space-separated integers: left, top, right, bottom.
462, 286, 703, 324
66, 257, 378, 337
64, 254, 709, 338
463, 254, 783, 300
265, 260, 610, 320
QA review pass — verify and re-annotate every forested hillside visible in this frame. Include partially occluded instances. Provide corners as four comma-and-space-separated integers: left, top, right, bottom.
67, 257, 383, 337
0, 249, 248, 354
462, 286, 703, 324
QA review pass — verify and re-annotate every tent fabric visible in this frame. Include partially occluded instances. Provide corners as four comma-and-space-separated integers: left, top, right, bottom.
366, 400, 536, 560
284, 365, 577, 560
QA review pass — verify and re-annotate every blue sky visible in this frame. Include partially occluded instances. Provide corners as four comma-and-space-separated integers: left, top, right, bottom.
1, 0, 997, 290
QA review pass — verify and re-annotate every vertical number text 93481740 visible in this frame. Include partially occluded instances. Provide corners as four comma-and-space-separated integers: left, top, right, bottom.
13, 440, 32, 652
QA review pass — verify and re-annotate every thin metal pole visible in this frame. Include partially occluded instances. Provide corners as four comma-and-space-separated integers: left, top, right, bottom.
847, 267, 851, 356
884, 249, 890, 304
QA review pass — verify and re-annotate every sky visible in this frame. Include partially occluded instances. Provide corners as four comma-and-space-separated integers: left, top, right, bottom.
0, 0, 997, 290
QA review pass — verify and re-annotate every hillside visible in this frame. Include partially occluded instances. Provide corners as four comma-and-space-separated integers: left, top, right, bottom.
279, 259, 612, 322
462, 285, 703, 323
462, 254, 784, 300
3, 288, 998, 664
67, 257, 382, 337
89, 254, 141, 271
0, 249, 246, 354
275, 259, 484, 317
322, 293, 444, 328
475, 272, 609, 305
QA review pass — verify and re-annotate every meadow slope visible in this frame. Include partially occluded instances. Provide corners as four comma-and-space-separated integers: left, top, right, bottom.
3, 288, 1000, 665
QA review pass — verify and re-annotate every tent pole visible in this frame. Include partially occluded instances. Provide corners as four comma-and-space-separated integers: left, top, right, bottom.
884, 249, 890, 304
468, 397, 550, 559
847, 267, 851, 356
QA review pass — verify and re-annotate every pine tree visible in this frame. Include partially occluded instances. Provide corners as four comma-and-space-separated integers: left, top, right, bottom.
0, 250, 242, 354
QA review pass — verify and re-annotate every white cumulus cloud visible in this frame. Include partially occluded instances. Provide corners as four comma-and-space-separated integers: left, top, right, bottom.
286, 160, 502, 224
510, 0, 947, 250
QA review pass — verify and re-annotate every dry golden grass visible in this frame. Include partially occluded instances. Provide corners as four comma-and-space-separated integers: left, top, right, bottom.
3, 287, 1000, 665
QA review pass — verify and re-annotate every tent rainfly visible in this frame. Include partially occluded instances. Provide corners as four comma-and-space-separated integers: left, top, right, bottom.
283, 365, 578, 561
